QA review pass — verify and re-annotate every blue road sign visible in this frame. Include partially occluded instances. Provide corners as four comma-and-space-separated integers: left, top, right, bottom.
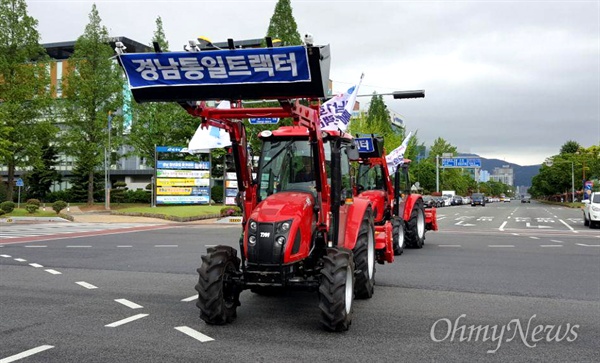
15, 178, 24, 187
355, 138, 375, 153
442, 158, 481, 168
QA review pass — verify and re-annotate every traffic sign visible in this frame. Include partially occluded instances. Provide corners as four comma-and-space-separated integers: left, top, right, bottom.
355, 138, 374, 153
442, 158, 481, 168
15, 178, 24, 187
249, 117, 279, 124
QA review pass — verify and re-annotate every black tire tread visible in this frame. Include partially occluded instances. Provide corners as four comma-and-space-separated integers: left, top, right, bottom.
354, 209, 375, 299
318, 248, 354, 332
405, 201, 425, 249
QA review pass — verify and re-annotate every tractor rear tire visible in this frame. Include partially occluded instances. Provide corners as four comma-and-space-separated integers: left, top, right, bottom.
353, 208, 375, 299
405, 200, 425, 249
392, 216, 405, 255
195, 246, 241, 325
319, 248, 355, 332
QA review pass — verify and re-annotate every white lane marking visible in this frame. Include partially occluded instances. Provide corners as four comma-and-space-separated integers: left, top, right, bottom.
438, 245, 461, 247
205, 245, 216, 248
540, 245, 563, 247
24, 245, 47, 248
115, 299, 143, 309
45, 269, 61, 275
559, 219, 577, 233
488, 245, 515, 248
76, 281, 98, 289
551, 240, 564, 243
117, 245, 132, 248
174, 326, 214, 342
66, 245, 92, 248
0, 254, 11, 258
14, 258, 26, 262
0, 345, 54, 363
105, 313, 149, 328
529, 236, 540, 240
436, 216, 447, 220
499, 221, 507, 231
154, 245, 178, 247
576, 243, 600, 247
29, 263, 44, 268
181, 295, 198, 302
511, 233, 520, 236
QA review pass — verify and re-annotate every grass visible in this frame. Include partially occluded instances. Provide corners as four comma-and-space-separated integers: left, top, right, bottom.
1, 208, 59, 217
113, 205, 224, 218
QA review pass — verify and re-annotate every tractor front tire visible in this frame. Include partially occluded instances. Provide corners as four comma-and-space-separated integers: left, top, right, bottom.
405, 201, 425, 249
392, 216, 405, 255
195, 246, 241, 325
319, 248, 355, 332
353, 208, 376, 299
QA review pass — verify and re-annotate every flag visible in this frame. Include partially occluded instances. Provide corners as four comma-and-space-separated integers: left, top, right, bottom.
386, 132, 412, 174
187, 101, 232, 153
320, 74, 363, 132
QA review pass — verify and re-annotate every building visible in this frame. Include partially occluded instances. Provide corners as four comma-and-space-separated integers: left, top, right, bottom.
490, 165, 514, 186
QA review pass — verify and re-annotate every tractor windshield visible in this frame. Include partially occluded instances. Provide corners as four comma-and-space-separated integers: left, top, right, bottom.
258, 139, 323, 201
357, 164, 385, 191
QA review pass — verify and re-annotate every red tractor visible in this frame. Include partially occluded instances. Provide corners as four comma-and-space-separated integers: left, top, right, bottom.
117, 41, 400, 331
355, 135, 437, 253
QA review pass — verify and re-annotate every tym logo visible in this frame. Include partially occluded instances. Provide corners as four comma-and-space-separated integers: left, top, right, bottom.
260, 232, 270, 238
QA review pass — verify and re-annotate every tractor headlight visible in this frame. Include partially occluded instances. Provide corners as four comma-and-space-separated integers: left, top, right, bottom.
275, 220, 292, 234
249, 220, 257, 231
276, 236, 286, 245
248, 235, 257, 245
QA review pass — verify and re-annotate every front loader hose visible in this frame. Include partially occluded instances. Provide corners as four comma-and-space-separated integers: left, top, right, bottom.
329, 140, 341, 246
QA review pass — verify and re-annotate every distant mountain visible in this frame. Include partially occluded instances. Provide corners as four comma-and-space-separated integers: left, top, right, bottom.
457, 153, 541, 187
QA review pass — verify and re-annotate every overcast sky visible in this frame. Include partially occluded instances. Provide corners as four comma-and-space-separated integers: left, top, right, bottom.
26, 0, 600, 166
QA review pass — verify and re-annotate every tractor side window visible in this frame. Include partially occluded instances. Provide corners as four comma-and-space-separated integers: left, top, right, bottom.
341, 147, 351, 191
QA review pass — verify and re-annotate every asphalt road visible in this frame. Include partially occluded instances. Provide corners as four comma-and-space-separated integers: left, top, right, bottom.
1, 201, 598, 362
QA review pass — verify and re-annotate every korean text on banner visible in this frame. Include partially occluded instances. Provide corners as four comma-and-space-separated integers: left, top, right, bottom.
320, 74, 363, 132
386, 132, 412, 174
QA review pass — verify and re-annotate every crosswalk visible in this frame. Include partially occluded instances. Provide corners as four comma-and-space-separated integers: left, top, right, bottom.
0, 223, 163, 240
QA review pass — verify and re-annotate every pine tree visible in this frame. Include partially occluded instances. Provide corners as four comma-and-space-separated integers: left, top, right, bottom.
266, 0, 302, 46
0, 0, 53, 201
24, 142, 61, 201
61, 4, 123, 204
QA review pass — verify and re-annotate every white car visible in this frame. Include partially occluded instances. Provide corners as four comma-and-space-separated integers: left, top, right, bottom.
582, 192, 600, 228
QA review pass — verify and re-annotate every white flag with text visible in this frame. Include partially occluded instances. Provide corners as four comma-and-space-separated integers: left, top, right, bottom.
187, 101, 232, 153
386, 132, 412, 174
320, 74, 363, 132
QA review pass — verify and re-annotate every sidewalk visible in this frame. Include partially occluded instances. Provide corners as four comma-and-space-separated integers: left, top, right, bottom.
65, 206, 219, 225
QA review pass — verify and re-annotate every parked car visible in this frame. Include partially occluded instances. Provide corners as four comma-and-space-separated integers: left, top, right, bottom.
422, 195, 437, 208
451, 195, 463, 206
433, 196, 444, 207
471, 193, 486, 206
582, 192, 600, 228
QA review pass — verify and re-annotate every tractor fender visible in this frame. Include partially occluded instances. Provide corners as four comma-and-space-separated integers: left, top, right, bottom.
339, 197, 372, 250
402, 195, 422, 221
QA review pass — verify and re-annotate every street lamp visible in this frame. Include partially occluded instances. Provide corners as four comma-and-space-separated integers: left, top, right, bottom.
105, 112, 112, 210
545, 158, 575, 202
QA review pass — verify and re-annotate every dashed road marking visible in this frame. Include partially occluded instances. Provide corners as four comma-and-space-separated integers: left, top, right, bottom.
14, 258, 26, 262
29, 263, 43, 268
559, 219, 577, 233
0, 254, 11, 258
499, 221, 507, 231
576, 243, 600, 247
66, 245, 92, 248
154, 245, 178, 247
175, 326, 214, 342
489, 245, 515, 248
540, 245, 563, 248
76, 281, 98, 289
117, 245, 132, 248
45, 269, 61, 275
0, 345, 54, 363
24, 245, 47, 248
115, 299, 143, 309
181, 295, 198, 302
105, 314, 149, 328
551, 240, 564, 243
511, 233, 520, 236
529, 236, 540, 240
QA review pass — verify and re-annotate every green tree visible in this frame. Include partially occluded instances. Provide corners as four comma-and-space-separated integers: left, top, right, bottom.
127, 16, 200, 168
0, 0, 52, 201
266, 0, 302, 46
24, 142, 61, 201
61, 4, 124, 204
559, 140, 580, 155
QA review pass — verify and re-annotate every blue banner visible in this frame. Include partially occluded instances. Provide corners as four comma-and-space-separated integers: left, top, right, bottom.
156, 146, 185, 153
355, 138, 374, 153
442, 158, 481, 168
120, 46, 311, 89
249, 117, 280, 124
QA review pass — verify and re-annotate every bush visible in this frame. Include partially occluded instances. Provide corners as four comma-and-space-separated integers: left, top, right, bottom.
123, 189, 151, 203
45, 190, 71, 203
1, 201, 15, 213
0, 209, 5, 216
25, 203, 39, 214
211, 185, 224, 203
52, 200, 67, 214
26, 198, 41, 207
220, 206, 242, 217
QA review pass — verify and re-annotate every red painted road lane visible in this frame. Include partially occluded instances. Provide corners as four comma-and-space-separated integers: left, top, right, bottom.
0, 224, 175, 245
